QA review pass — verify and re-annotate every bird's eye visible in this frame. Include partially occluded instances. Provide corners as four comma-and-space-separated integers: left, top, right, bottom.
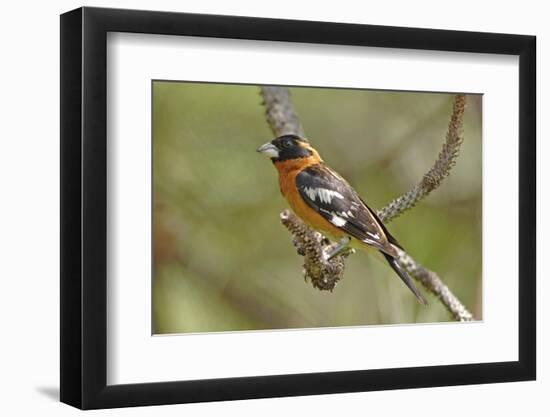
283, 139, 293, 148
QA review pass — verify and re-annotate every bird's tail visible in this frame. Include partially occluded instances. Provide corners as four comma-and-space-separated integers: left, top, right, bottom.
381, 251, 428, 305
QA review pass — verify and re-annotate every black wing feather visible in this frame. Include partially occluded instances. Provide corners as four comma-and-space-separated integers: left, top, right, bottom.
296, 164, 392, 253
296, 164, 427, 305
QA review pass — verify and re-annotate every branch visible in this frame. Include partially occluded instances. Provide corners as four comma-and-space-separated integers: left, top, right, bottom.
280, 209, 353, 292
377, 94, 466, 222
260, 86, 305, 137
260, 86, 474, 321
395, 248, 473, 321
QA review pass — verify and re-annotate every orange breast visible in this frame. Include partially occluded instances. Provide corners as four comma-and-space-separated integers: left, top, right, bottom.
275, 159, 346, 240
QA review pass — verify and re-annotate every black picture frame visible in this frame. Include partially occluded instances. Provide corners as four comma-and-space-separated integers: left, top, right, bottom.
60, 6, 536, 410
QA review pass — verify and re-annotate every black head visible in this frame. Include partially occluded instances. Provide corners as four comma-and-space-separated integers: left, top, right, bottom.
256, 134, 313, 162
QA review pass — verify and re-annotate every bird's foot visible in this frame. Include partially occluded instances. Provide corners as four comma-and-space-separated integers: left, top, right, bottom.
325, 237, 353, 260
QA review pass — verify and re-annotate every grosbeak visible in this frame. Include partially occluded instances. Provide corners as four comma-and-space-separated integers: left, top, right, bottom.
257, 134, 427, 305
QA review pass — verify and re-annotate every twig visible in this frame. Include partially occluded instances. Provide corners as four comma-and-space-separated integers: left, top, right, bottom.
260, 86, 474, 321
280, 209, 354, 291
395, 248, 473, 321
260, 86, 305, 137
377, 95, 466, 222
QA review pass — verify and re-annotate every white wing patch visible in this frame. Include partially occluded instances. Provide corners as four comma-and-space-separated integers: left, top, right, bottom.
303, 187, 344, 204
363, 232, 380, 242
339, 210, 355, 218
330, 215, 347, 227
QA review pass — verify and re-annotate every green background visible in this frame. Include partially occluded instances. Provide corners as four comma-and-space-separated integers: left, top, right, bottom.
152, 81, 482, 334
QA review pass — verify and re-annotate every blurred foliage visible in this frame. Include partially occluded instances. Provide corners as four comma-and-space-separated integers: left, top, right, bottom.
152, 81, 482, 334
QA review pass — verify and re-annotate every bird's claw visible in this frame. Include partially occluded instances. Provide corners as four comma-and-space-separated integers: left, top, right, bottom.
325, 237, 352, 261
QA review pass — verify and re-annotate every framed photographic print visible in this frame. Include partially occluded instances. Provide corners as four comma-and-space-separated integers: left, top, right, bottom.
60, 6, 536, 409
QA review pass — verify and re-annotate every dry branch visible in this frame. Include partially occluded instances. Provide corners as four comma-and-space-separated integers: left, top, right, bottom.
377, 95, 466, 222
396, 248, 473, 321
261, 86, 305, 137
260, 86, 474, 322
280, 209, 353, 291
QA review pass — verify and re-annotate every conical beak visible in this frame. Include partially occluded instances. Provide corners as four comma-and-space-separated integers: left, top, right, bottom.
256, 142, 280, 158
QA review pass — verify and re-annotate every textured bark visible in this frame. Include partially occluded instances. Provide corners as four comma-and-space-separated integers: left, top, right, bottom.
377, 95, 466, 222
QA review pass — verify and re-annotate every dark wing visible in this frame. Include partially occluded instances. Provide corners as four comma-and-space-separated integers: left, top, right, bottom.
296, 164, 395, 256
296, 164, 427, 305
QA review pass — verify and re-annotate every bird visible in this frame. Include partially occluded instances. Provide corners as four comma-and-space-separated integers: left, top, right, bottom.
257, 134, 427, 305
